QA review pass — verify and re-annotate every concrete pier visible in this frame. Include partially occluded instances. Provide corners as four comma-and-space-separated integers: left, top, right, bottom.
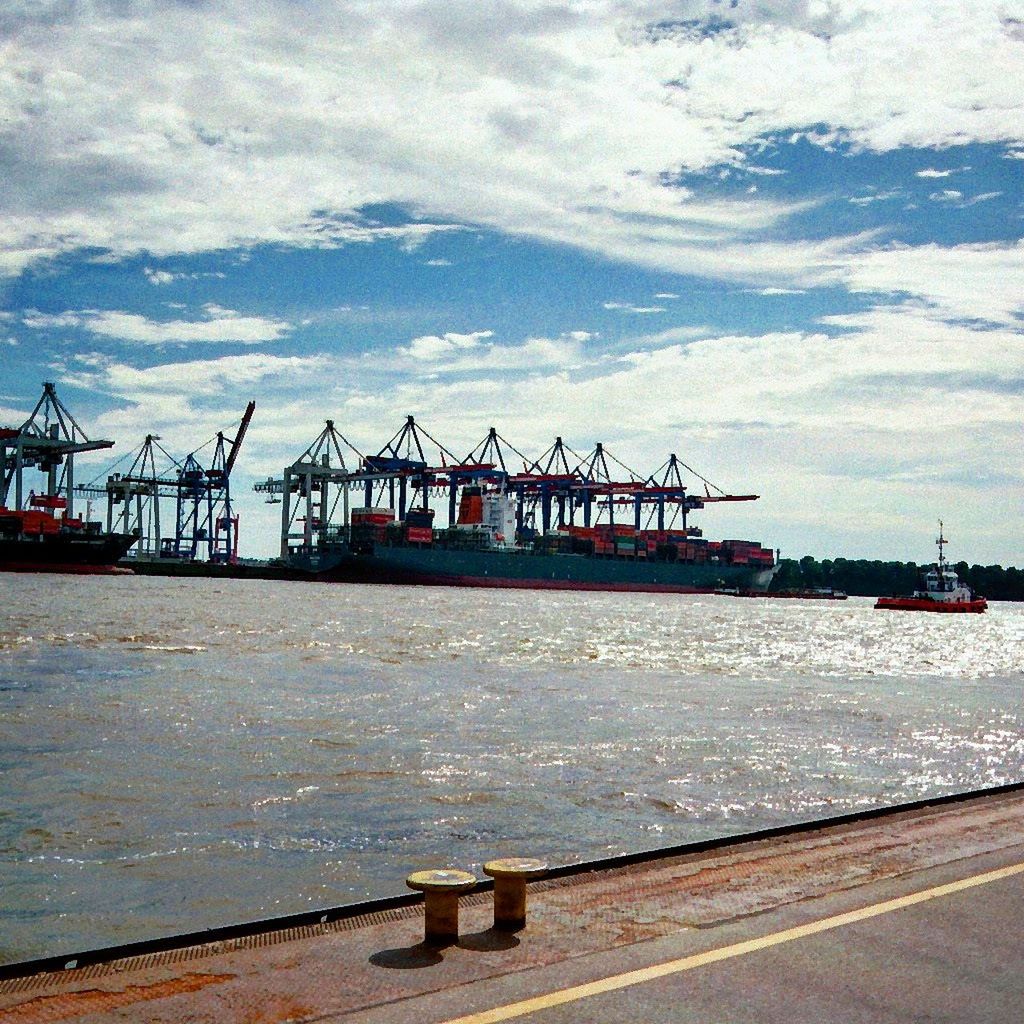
2, 786, 1023, 1023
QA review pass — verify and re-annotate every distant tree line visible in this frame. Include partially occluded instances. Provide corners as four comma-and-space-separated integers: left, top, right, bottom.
770, 556, 1024, 601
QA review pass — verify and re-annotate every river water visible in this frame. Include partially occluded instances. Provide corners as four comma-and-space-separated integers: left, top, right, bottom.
1, 574, 1022, 963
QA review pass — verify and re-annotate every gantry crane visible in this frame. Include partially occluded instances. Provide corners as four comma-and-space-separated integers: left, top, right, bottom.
254, 419, 363, 563
2, 382, 114, 517
77, 402, 255, 563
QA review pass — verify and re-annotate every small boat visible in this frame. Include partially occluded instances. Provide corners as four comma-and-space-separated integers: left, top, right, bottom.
874, 522, 987, 613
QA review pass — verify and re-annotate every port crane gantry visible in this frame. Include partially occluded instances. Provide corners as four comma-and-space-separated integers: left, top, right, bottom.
254, 419, 364, 564
77, 402, 255, 563
1, 382, 114, 517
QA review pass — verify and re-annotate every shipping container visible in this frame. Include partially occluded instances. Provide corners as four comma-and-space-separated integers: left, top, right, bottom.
352, 507, 395, 526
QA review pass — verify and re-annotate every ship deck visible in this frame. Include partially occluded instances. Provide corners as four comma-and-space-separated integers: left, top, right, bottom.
2, 785, 1023, 1023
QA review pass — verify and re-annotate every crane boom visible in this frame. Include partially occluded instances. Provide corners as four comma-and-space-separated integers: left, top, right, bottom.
224, 402, 255, 478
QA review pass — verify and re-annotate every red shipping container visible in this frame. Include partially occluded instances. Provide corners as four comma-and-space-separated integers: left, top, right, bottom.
352, 507, 395, 526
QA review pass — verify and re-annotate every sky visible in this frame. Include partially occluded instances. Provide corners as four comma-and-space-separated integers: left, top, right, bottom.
1, 0, 1022, 564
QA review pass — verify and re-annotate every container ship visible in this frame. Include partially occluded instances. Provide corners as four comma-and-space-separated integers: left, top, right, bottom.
311, 495, 777, 593
260, 418, 779, 594
1, 384, 137, 574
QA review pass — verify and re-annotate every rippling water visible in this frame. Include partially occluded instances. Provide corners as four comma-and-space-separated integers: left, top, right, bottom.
1, 574, 1022, 962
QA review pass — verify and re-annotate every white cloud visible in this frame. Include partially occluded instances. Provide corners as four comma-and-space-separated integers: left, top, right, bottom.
23, 306, 293, 344
2, 1, 1020, 286
927, 186, 1001, 208
64, 352, 332, 400
838, 240, 1024, 324
849, 189, 902, 205
507, 334, 586, 368
603, 302, 667, 314
972, 191, 1003, 203
366, 314, 1020, 441
22, 311, 80, 330
71, 351, 107, 368
394, 329, 588, 372
144, 267, 227, 285
0, 403, 34, 428
400, 330, 494, 361
929, 188, 999, 207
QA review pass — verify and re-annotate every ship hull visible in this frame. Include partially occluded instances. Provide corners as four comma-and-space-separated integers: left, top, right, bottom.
874, 596, 987, 613
313, 543, 778, 594
0, 533, 138, 574
123, 556, 311, 581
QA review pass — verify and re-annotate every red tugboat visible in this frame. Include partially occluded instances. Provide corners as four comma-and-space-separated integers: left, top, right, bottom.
875, 522, 987, 613
0, 383, 138, 574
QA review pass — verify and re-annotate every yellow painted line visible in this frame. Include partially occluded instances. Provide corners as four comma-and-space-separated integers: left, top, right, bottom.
442, 860, 1024, 1024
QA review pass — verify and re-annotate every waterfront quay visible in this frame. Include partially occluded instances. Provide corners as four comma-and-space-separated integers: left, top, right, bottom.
1, 784, 1022, 1022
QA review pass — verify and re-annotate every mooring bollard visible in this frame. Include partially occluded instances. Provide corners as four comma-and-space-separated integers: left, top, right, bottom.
405, 869, 478, 946
482, 857, 548, 931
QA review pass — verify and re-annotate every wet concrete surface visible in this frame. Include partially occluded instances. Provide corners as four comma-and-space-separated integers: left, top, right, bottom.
2, 788, 1023, 1023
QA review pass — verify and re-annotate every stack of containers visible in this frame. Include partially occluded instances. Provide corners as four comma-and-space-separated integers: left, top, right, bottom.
405, 507, 434, 545
592, 523, 614, 556
565, 525, 595, 554
613, 525, 636, 557
720, 539, 772, 565
351, 507, 395, 542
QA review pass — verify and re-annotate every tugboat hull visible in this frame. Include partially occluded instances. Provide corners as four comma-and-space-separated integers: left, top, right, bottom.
874, 596, 988, 613
873, 522, 986, 613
